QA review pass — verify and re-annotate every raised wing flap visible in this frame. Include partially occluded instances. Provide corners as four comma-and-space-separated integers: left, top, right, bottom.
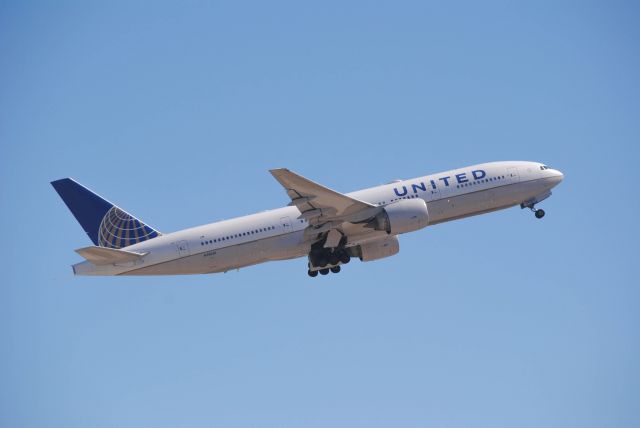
75, 246, 148, 266
269, 168, 376, 223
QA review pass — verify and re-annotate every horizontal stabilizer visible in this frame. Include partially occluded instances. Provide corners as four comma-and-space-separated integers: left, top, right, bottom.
75, 246, 148, 266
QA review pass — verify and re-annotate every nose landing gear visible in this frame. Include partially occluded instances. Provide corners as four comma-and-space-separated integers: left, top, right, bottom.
521, 201, 546, 219
521, 192, 552, 220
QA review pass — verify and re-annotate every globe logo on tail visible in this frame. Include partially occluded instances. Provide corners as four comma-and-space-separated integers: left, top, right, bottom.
98, 207, 160, 249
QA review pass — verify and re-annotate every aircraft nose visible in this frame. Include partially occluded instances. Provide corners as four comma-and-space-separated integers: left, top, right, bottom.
550, 169, 564, 185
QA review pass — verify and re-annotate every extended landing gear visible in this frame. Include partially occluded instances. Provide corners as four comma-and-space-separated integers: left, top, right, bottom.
527, 205, 545, 219
521, 201, 546, 219
307, 247, 350, 277
308, 265, 341, 277
307, 267, 331, 276
307, 265, 344, 277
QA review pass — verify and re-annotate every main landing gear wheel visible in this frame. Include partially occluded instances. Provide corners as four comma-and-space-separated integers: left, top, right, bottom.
329, 254, 339, 266
308, 247, 350, 277
535, 209, 545, 219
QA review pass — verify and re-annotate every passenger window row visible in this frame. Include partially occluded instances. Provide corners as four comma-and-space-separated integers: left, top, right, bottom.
456, 175, 505, 189
389, 194, 421, 203
201, 225, 277, 246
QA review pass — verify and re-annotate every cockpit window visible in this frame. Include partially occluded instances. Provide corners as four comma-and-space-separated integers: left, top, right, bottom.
540, 165, 550, 170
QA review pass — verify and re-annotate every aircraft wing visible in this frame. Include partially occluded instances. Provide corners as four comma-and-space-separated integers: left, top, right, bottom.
269, 168, 379, 229
75, 246, 148, 266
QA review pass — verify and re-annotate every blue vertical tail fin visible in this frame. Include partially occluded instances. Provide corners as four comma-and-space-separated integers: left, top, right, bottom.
51, 178, 161, 248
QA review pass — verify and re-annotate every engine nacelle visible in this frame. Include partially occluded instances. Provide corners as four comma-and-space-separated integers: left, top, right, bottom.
358, 236, 400, 262
371, 198, 429, 234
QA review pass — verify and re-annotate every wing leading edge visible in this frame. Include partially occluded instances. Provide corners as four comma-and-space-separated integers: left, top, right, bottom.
269, 168, 380, 230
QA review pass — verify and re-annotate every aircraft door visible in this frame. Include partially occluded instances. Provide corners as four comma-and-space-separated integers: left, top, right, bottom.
428, 185, 440, 202
176, 240, 190, 257
427, 184, 445, 217
280, 216, 292, 232
507, 167, 520, 183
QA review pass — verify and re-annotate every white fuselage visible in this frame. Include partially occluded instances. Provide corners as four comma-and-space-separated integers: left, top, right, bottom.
73, 161, 564, 276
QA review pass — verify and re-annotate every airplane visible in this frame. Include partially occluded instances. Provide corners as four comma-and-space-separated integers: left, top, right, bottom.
51, 161, 564, 277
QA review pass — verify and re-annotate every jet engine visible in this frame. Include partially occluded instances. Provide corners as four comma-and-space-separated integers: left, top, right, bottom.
370, 198, 429, 234
357, 236, 400, 262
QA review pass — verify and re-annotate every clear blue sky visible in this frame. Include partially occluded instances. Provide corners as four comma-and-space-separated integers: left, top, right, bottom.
1, 1, 638, 427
